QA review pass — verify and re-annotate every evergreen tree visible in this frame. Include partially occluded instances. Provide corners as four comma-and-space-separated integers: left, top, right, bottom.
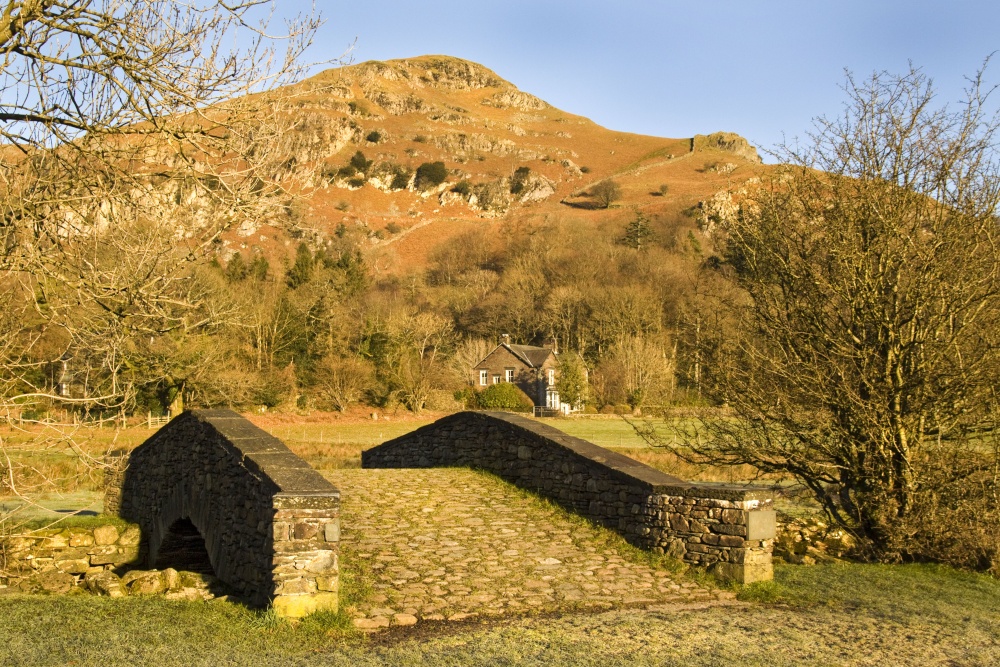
225, 253, 248, 281
286, 243, 314, 288
556, 352, 590, 409
621, 213, 656, 250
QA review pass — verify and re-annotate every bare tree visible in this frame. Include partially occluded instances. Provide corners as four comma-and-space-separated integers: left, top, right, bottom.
451, 337, 494, 386
595, 335, 674, 410
314, 355, 374, 413
0, 1, 330, 414
0, 1, 330, 554
590, 179, 622, 208
656, 65, 1000, 567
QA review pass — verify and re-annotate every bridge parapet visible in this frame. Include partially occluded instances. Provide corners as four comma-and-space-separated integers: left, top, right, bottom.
363, 411, 773, 583
116, 409, 339, 617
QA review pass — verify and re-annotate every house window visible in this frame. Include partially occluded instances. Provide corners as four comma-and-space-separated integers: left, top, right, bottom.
479, 369, 488, 386
505, 368, 515, 383
548, 369, 555, 385
492, 374, 500, 384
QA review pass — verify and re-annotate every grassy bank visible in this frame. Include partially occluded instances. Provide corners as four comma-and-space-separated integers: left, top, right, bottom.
0, 563, 996, 666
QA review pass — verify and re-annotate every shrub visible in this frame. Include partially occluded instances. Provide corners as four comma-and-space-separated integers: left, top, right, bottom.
579, 165, 591, 173
390, 165, 412, 190
255, 368, 296, 408
658, 183, 669, 196
336, 164, 356, 179
412, 134, 427, 143
321, 164, 340, 183
365, 130, 382, 143
454, 387, 477, 408
415, 161, 447, 189
347, 176, 366, 188
451, 180, 472, 196
477, 383, 535, 412
385, 221, 401, 235
349, 150, 370, 173
510, 166, 531, 194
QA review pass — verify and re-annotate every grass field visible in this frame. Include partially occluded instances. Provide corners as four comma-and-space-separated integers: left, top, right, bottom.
0, 563, 996, 666
0, 413, 797, 510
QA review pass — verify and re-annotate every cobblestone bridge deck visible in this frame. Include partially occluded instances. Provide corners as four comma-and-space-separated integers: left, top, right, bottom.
324, 469, 736, 629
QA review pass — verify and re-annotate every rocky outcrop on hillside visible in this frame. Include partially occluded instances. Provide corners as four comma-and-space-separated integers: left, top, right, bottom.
409, 57, 506, 90
433, 132, 518, 158
483, 90, 548, 111
277, 113, 360, 168
365, 88, 426, 116
693, 132, 762, 164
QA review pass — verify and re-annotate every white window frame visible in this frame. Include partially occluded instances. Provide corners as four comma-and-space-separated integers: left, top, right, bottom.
548, 368, 555, 385
479, 369, 488, 386
492, 374, 500, 384
505, 368, 515, 383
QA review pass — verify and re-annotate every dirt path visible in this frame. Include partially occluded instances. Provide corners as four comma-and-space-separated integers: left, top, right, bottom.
324, 468, 736, 629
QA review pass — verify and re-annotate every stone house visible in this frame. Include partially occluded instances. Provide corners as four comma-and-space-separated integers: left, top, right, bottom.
472, 335, 564, 411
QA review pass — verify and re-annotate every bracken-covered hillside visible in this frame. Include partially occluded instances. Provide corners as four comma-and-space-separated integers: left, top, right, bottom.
219, 55, 763, 273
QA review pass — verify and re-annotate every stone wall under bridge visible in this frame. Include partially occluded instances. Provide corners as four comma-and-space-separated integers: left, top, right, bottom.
112, 409, 340, 617
362, 411, 775, 583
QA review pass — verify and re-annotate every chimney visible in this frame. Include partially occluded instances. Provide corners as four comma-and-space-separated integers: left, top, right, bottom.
501, 333, 510, 346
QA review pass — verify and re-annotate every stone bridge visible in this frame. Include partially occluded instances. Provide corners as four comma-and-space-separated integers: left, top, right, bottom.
111, 409, 340, 617
363, 411, 775, 583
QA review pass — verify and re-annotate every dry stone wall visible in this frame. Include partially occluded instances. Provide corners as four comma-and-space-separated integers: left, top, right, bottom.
1, 523, 140, 586
362, 411, 774, 582
116, 409, 340, 617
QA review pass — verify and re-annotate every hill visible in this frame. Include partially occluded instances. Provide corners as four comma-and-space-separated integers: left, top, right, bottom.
217, 55, 762, 273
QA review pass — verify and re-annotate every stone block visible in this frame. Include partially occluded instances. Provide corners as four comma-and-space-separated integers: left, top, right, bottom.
22, 570, 76, 594
305, 551, 336, 574
88, 546, 121, 566
273, 521, 290, 542
69, 532, 95, 547
117, 526, 141, 547
324, 520, 340, 543
718, 535, 745, 548
274, 577, 317, 596
712, 560, 773, 584
688, 519, 708, 533
93, 525, 119, 546
55, 558, 91, 574
315, 575, 339, 592
721, 509, 745, 524
711, 523, 748, 537
122, 570, 167, 595
40, 533, 70, 549
163, 568, 181, 591
293, 522, 319, 540
746, 510, 776, 541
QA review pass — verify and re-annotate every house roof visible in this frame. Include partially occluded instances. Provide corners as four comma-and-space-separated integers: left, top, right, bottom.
504, 344, 554, 368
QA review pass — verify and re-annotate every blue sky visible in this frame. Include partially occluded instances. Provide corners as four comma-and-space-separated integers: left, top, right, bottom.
280, 1, 1000, 158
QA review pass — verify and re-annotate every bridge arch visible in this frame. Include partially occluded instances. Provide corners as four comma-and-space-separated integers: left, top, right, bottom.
116, 409, 340, 617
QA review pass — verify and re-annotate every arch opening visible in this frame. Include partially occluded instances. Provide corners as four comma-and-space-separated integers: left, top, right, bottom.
155, 518, 215, 575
